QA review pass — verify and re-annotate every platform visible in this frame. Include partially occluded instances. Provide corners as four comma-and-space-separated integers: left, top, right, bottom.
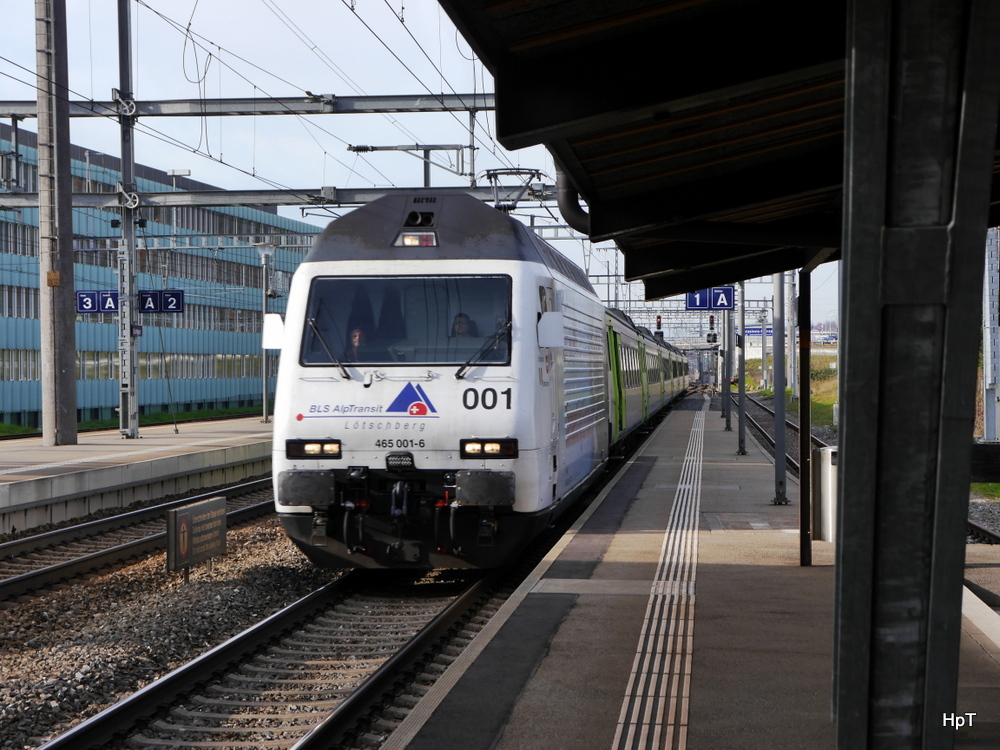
384, 393, 1000, 749
0, 418, 272, 534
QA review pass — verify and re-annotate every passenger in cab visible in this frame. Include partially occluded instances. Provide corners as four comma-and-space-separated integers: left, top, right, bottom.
451, 313, 478, 338
344, 328, 366, 361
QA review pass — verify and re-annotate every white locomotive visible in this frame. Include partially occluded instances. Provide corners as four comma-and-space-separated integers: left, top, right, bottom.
267, 193, 688, 569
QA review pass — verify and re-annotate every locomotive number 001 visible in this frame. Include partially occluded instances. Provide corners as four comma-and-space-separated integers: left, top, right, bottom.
462, 387, 512, 410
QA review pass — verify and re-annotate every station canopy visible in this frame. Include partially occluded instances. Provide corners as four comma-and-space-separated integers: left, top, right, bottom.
438, 0, 853, 299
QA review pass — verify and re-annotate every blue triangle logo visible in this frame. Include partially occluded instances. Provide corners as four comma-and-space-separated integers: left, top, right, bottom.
386, 383, 437, 414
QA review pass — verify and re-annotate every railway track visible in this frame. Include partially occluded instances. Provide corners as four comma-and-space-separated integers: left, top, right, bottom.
736, 393, 999, 544
737, 393, 831, 472
0, 479, 274, 601
37, 570, 486, 750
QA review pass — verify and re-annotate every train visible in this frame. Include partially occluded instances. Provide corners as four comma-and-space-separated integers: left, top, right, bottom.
266, 192, 689, 570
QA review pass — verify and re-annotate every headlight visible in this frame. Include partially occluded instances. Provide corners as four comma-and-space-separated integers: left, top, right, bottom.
460, 438, 518, 459
286, 439, 342, 459
393, 231, 437, 247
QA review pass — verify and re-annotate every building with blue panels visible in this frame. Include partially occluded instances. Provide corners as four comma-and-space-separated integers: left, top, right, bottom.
0, 123, 321, 427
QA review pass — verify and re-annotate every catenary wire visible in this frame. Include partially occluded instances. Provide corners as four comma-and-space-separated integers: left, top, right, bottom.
258, 0, 432, 154
133, 0, 397, 186
341, 0, 518, 172
0, 55, 375, 206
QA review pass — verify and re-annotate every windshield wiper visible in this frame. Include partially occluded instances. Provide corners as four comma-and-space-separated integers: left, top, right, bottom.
307, 318, 351, 379
455, 321, 510, 379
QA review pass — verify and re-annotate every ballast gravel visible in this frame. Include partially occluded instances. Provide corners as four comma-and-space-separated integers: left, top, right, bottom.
0, 519, 338, 749
970, 494, 1000, 539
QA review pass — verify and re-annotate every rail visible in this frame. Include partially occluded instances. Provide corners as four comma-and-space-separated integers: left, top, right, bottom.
0, 479, 272, 601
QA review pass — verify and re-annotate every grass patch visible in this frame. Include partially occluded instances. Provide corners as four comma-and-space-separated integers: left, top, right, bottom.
0, 424, 40, 437
741, 351, 839, 429
808, 375, 839, 428
971, 483, 1000, 500
4, 405, 266, 436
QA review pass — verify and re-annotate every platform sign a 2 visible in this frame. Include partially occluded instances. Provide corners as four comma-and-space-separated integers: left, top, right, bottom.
138, 289, 185, 313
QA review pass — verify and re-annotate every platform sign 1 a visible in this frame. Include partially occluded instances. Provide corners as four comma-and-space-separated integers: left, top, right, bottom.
685, 285, 736, 310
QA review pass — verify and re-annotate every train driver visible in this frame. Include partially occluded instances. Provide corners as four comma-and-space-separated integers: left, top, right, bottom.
451, 313, 478, 338
344, 328, 365, 361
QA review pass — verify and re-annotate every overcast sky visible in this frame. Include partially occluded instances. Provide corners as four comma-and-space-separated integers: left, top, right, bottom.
0, 0, 840, 325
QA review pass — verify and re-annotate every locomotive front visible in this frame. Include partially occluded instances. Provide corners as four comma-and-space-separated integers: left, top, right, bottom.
271, 195, 561, 569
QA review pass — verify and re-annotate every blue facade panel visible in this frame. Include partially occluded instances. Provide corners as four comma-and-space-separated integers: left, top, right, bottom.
0, 381, 41, 414
1, 123, 319, 426
0, 318, 39, 350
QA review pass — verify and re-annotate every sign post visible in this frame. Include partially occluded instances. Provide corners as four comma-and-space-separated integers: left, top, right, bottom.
166, 496, 227, 582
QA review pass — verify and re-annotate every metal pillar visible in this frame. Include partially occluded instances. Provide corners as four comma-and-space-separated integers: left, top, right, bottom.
35, 0, 77, 446
788, 272, 798, 400
772, 273, 787, 504
256, 243, 275, 424
737, 281, 747, 454
836, 0, 1000, 746
723, 309, 732, 430
116, 0, 139, 439
760, 309, 769, 389
797, 269, 812, 566
984, 229, 999, 440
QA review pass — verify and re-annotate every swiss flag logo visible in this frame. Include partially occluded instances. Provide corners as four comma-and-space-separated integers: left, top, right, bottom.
387, 383, 437, 417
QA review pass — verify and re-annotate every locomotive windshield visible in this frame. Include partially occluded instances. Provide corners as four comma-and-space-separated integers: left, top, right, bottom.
301, 275, 512, 367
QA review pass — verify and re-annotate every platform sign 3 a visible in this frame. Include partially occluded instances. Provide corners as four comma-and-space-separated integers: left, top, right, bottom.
685, 285, 735, 311
76, 290, 120, 313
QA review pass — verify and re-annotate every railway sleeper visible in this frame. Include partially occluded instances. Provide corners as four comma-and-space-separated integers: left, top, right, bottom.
190, 695, 344, 710
171, 706, 330, 722
129, 734, 293, 748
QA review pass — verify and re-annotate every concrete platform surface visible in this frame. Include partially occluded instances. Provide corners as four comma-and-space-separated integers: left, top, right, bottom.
0, 418, 272, 533
381, 395, 1000, 749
